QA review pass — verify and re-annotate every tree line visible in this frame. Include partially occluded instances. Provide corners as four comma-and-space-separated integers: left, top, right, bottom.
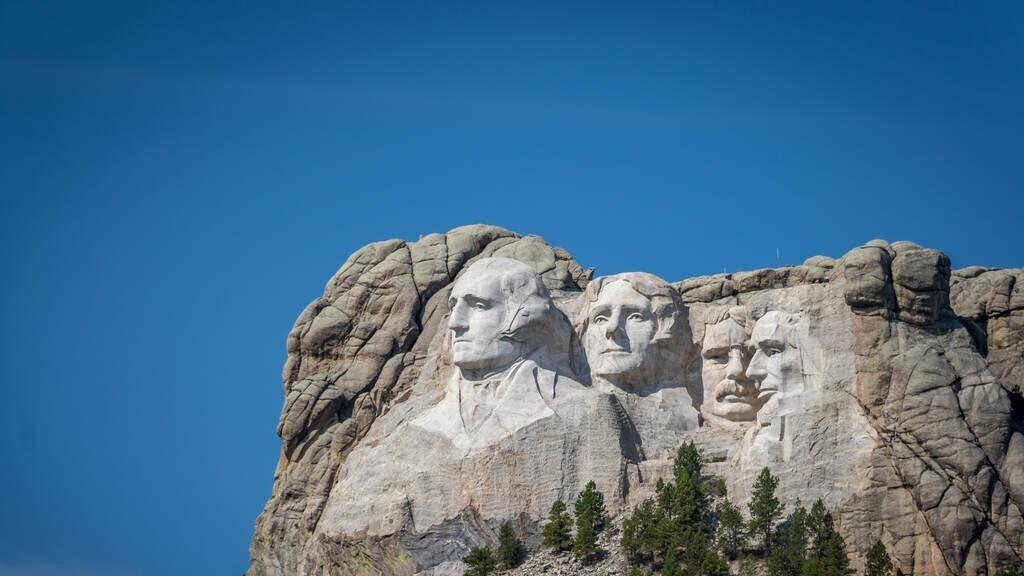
620, 441, 874, 576
465, 440, 1024, 576
462, 479, 608, 575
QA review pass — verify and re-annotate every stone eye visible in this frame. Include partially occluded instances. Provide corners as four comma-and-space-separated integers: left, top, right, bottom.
473, 301, 488, 311
628, 313, 645, 322
593, 316, 608, 324
764, 346, 782, 357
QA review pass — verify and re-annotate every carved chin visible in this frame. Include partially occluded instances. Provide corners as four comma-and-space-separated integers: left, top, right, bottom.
452, 343, 522, 372
591, 353, 645, 379
757, 376, 783, 398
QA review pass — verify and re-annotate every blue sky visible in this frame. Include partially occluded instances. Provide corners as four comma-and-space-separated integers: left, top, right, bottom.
1, 1, 1022, 575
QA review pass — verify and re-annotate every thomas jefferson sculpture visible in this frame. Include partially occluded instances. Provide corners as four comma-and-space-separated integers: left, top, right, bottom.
578, 272, 699, 457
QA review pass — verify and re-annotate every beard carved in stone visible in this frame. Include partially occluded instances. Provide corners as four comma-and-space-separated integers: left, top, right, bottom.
700, 306, 762, 426
412, 257, 581, 449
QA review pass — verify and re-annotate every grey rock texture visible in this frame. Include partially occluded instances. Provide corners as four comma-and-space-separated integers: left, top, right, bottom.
250, 226, 592, 576
249, 228, 1023, 576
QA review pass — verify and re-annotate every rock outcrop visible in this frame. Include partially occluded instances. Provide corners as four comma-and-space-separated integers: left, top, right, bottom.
249, 226, 1023, 576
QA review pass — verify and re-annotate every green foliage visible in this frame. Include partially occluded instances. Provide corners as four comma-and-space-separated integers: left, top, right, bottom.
497, 521, 523, 569
748, 467, 782, 552
736, 555, 758, 576
573, 481, 606, 561
812, 531, 851, 576
708, 477, 728, 498
542, 500, 573, 551
622, 498, 659, 563
767, 503, 808, 576
662, 546, 684, 576
627, 566, 653, 576
804, 499, 850, 576
865, 541, 893, 576
697, 548, 730, 576
672, 441, 709, 530
757, 499, 851, 576
657, 478, 674, 513
683, 528, 709, 565
806, 499, 832, 552
573, 507, 601, 560
674, 441, 704, 481
620, 459, 851, 576
621, 441, 726, 574
996, 565, 1023, 576
463, 546, 497, 576
575, 480, 608, 532
716, 498, 746, 560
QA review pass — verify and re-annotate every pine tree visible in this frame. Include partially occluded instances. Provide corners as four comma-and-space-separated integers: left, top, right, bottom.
573, 508, 600, 561
672, 442, 708, 530
748, 467, 782, 552
800, 499, 850, 576
865, 541, 893, 576
716, 497, 746, 560
654, 512, 679, 561
497, 520, 523, 568
575, 480, 608, 532
737, 555, 758, 576
806, 499, 832, 553
818, 532, 851, 576
786, 503, 809, 561
699, 548, 730, 576
662, 546, 684, 576
801, 556, 826, 576
542, 500, 573, 551
623, 497, 662, 564
674, 441, 703, 481
768, 503, 808, 576
463, 546, 497, 576
682, 527, 710, 568
657, 478, 674, 516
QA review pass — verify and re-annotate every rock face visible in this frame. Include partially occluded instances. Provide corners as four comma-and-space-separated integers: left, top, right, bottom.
249, 226, 1024, 576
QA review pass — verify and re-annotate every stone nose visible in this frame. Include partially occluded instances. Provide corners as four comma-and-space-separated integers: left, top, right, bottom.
746, 349, 767, 381
447, 301, 469, 333
726, 348, 748, 381
603, 311, 625, 337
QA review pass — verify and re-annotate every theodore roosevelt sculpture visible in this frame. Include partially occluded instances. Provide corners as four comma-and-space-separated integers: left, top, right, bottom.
412, 257, 585, 449
700, 306, 763, 427
578, 272, 699, 456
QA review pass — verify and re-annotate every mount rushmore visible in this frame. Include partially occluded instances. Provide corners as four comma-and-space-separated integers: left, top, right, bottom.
248, 225, 1024, 576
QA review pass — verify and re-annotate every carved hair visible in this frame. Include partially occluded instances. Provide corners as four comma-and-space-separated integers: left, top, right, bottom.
577, 271, 685, 342
703, 305, 749, 332
457, 257, 562, 347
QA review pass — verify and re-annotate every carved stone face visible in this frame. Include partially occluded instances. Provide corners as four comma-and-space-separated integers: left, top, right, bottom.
701, 310, 760, 423
447, 265, 528, 378
584, 280, 659, 387
746, 311, 803, 406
